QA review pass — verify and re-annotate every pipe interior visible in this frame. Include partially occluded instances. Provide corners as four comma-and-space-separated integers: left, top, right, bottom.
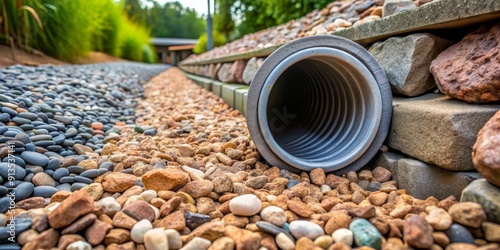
265, 56, 378, 168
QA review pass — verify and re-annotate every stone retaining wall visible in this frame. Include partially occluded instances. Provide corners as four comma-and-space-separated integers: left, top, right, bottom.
180, 0, 500, 200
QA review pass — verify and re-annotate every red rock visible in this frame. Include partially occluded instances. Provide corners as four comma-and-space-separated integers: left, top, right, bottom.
48, 190, 94, 229
85, 219, 113, 246
404, 214, 434, 249
101, 172, 137, 193
141, 168, 190, 192
91, 122, 104, 130
182, 180, 214, 198
16, 197, 46, 210
224, 225, 262, 250
155, 210, 186, 230
123, 201, 155, 222
61, 213, 97, 234
430, 24, 500, 103
472, 110, 500, 187
22, 228, 59, 250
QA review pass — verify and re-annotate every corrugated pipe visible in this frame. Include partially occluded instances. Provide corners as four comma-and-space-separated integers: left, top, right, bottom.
247, 35, 392, 174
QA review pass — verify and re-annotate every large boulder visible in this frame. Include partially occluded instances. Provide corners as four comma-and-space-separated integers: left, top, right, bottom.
461, 178, 500, 224
242, 57, 265, 84
369, 33, 451, 96
430, 24, 500, 103
472, 110, 500, 187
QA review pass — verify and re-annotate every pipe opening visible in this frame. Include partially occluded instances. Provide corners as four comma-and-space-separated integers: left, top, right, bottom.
257, 47, 382, 171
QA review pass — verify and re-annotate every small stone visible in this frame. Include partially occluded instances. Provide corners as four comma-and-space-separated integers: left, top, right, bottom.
182, 180, 214, 198
85, 219, 113, 246
61, 213, 97, 234
48, 190, 94, 229
276, 232, 295, 250
112, 211, 138, 230
74, 144, 93, 155
347, 205, 376, 219
144, 228, 168, 250
212, 175, 234, 193
78, 159, 98, 171
404, 214, 434, 249
260, 205, 286, 226
97, 197, 121, 216
289, 220, 324, 240
229, 194, 262, 216
17, 229, 38, 246
369, 192, 388, 206
185, 212, 212, 230
16, 197, 46, 210
390, 202, 412, 218
182, 236, 211, 250
433, 232, 450, 248
314, 235, 333, 249
20, 151, 49, 166
310, 168, 326, 185
131, 219, 153, 243
224, 226, 261, 250
208, 236, 234, 250
349, 218, 383, 249
324, 210, 352, 235
123, 201, 155, 222
482, 222, 500, 242
256, 221, 291, 238
81, 183, 104, 201
65, 240, 92, 250
101, 172, 137, 193
287, 199, 313, 218
332, 228, 354, 247
296, 237, 317, 249
445, 243, 478, 250
426, 208, 453, 230
372, 166, 392, 182
31, 172, 56, 187
141, 169, 190, 192
104, 228, 131, 245
165, 229, 183, 249
445, 224, 475, 244
448, 202, 486, 228
156, 210, 186, 231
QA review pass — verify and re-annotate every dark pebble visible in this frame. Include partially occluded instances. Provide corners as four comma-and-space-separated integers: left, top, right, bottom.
367, 181, 382, 191
23, 173, 34, 182
30, 134, 52, 142
256, 221, 294, 239
59, 176, 75, 184
46, 158, 61, 170
70, 182, 88, 191
11, 117, 31, 125
80, 169, 99, 179
67, 166, 84, 174
287, 179, 300, 189
144, 129, 157, 136
0, 163, 26, 180
0, 197, 10, 213
0, 217, 32, 241
99, 161, 114, 170
184, 212, 211, 230
20, 151, 49, 167
0, 186, 8, 197
33, 186, 58, 198
15, 182, 35, 201
56, 183, 71, 191
2, 156, 26, 167
53, 168, 70, 181
0, 113, 11, 123
445, 224, 475, 244
14, 132, 31, 144
74, 176, 93, 184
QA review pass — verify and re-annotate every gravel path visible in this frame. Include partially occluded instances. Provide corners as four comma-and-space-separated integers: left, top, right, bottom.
1, 66, 499, 250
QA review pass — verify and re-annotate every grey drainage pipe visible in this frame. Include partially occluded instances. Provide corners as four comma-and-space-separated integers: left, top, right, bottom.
247, 35, 392, 174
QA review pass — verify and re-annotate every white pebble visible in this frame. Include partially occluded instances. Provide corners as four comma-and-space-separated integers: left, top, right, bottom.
150, 204, 160, 220
144, 228, 169, 250
276, 233, 295, 250
0, 214, 6, 227
124, 195, 144, 207
131, 219, 153, 243
332, 228, 353, 246
289, 220, 325, 240
140, 190, 157, 203
260, 206, 286, 226
66, 241, 92, 250
229, 194, 262, 216
165, 229, 183, 249
96, 197, 121, 216
181, 165, 205, 180
266, 195, 277, 202
321, 184, 332, 194
180, 236, 211, 250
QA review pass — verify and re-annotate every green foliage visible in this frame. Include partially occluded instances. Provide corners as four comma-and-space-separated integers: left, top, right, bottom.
216, 0, 333, 40
193, 31, 226, 54
120, 17, 156, 63
0, 0, 155, 63
135, 1, 205, 39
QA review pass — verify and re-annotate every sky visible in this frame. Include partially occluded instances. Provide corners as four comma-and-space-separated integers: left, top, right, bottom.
156, 0, 210, 16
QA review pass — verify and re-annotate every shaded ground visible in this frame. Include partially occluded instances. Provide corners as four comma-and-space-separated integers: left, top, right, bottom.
0, 45, 125, 67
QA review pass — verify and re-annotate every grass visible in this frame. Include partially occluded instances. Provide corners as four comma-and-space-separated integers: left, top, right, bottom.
0, 0, 155, 63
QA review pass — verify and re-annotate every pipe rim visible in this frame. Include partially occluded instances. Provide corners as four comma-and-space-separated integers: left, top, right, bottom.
247, 35, 392, 174
256, 47, 382, 171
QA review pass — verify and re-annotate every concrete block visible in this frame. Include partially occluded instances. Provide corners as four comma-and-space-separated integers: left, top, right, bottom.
211, 81, 223, 97
235, 88, 249, 115
243, 92, 248, 117
396, 158, 480, 200
202, 81, 212, 91
222, 84, 247, 108
389, 93, 500, 171
367, 151, 405, 180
